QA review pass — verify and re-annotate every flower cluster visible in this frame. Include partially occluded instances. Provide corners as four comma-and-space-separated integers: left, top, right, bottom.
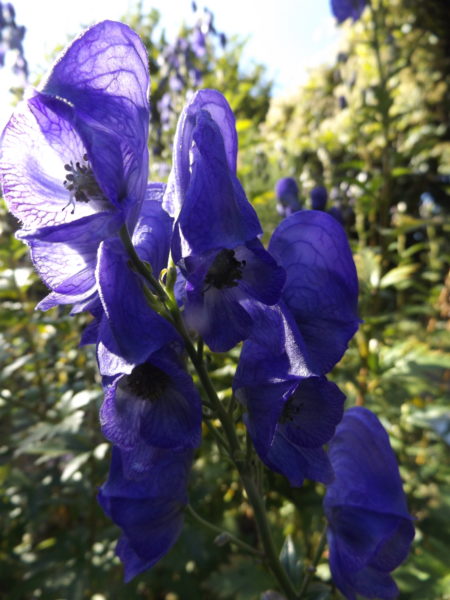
0, 20, 413, 596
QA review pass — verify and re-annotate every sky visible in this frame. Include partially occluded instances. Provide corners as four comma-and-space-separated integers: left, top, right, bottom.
0, 0, 342, 128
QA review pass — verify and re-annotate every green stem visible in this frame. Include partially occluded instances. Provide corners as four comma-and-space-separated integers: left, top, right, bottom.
187, 504, 263, 558
297, 525, 328, 599
119, 225, 168, 301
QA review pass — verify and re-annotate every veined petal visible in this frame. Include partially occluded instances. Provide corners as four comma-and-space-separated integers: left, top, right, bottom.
163, 89, 238, 217
0, 93, 97, 229
40, 20, 150, 215
269, 210, 360, 374
19, 212, 120, 297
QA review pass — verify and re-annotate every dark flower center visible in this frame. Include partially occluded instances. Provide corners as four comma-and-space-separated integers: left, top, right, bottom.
280, 394, 304, 424
125, 363, 171, 402
63, 154, 106, 212
204, 249, 246, 291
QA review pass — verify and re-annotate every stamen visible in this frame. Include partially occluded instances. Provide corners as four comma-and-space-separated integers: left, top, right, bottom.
204, 249, 246, 292
280, 394, 304, 424
124, 363, 171, 402
62, 154, 106, 213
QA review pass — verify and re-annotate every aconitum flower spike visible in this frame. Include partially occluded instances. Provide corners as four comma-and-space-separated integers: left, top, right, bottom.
330, 0, 367, 23
324, 407, 415, 600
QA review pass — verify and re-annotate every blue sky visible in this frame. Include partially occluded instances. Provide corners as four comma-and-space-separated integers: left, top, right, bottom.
1, 0, 342, 127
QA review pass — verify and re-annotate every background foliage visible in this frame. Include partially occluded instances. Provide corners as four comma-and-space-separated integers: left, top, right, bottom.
0, 1, 449, 598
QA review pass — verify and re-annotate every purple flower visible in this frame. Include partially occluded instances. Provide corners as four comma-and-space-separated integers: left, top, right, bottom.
330, 0, 367, 23
234, 209, 359, 485
98, 445, 193, 582
164, 90, 285, 351
310, 185, 328, 211
275, 177, 302, 217
234, 304, 345, 486
100, 344, 202, 459
324, 407, 415, 600
268, 210, 360, 374
0, 21, 150, 307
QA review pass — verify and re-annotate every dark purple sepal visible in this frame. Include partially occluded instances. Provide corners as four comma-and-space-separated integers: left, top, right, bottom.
236, 239, 286, 305
185, 284, 252, 352
234, 302, 312, 389
98, 445, 192, 581
269, 210, 360, 374
132, 184, 173, 277
97, 238, 179, 368
324, 407, 415, 600
239, 376, 344, 487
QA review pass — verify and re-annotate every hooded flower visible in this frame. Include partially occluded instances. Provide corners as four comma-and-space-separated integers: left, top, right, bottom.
0, 20, 150, 309
324, 407, 415, 600
234, 303, 345, 486
310, 185, 328, 211
164, 89, 285, 352
98, 444, 193, 582
275, 177, 302, 217
234, 209, 359, 485
100, 343, 202, 469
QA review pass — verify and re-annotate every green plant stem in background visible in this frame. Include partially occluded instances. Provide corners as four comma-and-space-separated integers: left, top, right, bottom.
297, 525, 328, 599
369, 0, 394, 264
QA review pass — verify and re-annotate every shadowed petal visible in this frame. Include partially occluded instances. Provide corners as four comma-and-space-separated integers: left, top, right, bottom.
324, 407, 415, 600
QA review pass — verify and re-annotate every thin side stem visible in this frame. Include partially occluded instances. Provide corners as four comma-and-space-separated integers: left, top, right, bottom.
297, 525, 328, 599
187, 504, 264, 558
